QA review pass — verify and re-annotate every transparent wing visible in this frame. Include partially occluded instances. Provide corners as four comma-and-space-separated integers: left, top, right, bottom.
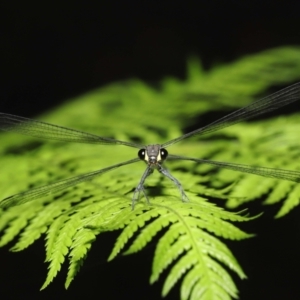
0, 113, 143, 148
168, 154, 300, 183
0, 157, 140, 209
163, 82, 300, 147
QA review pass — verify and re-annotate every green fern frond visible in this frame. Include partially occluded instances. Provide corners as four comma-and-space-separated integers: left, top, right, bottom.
264, 180, 295, 205
65, 229, 95, 288
45, 213, 70, 260
41, 230, 70, 289
1, 46, 300, 298
0, 202, 44, 247
107, 197, 253, 299
274, 184, 300, 218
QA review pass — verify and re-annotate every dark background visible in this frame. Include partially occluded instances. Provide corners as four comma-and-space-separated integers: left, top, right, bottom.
1, 1, 300, 299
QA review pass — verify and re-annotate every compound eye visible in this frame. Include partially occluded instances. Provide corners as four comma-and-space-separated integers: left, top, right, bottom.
138, 149, 146, 160
160, 148, 168, 160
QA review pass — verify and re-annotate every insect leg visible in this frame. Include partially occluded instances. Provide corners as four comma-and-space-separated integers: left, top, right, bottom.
158, 166, 189, 203
132, 166, 154, 209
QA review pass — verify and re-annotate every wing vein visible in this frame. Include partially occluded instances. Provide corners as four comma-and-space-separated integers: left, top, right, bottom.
0, 113, 142, 148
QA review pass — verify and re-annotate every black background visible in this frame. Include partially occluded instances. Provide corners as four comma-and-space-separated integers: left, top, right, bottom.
1, 1, 300, 299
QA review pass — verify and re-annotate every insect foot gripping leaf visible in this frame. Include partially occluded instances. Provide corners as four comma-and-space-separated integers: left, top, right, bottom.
106, 196, 256, 300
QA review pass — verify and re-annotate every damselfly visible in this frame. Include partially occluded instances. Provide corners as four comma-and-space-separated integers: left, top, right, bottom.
1, 83, 300, 209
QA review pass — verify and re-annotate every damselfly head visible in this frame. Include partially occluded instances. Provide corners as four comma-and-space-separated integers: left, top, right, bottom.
138, 145, 168, 166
